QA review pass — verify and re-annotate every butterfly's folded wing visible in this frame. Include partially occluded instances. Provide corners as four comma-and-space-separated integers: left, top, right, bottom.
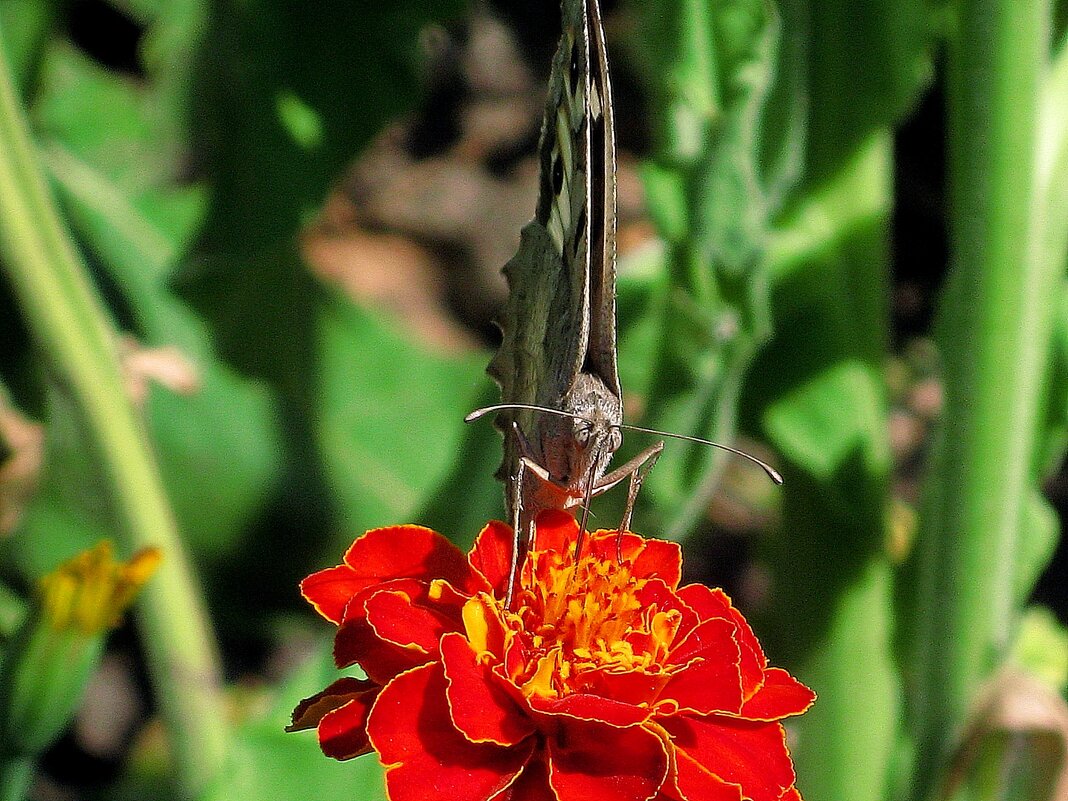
488, 0, 619, 521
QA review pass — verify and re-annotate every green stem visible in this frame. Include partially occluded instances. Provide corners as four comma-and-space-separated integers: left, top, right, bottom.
0, 28, 227, 800
0, 756, 32, 801
906, 0, 1051, 798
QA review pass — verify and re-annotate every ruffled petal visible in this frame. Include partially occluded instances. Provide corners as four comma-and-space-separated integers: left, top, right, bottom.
658, 623, 743, 714
588, 532, 682, 590
317, 692, 378, 759
335, 617, 431, 682
547, 717, 670, 801
301, 526, 476, 623
288, 676, 377, 733
364, 589, 461, 652
529, 692, 650, 727
664, 715, 796, 801
669, 616, 739, 668
495, 759, 556, 801
740, 668, 816, 721
300, 564, 366, 625
677, 585, 767, 670
530, 510, 579, 553
574, 666, 673, 708
345, 525, 479, 591
469, 520, 515, 596
440, 632, 535, 746
367, 663, 533, 801
671, 747, 744, 801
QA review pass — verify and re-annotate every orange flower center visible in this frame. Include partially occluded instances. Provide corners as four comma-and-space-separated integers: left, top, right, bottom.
462, 542, 683, 700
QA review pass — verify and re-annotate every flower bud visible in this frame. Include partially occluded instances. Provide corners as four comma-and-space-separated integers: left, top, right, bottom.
0, 541, 159, 757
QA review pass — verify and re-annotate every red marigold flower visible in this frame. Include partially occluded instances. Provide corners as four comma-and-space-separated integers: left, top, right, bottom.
289, 511, 815, 801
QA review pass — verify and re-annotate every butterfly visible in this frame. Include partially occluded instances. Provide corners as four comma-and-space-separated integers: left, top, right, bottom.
467, 0, 781, 603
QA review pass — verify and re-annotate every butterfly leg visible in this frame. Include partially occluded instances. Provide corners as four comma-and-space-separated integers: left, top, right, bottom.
507, 423, 556, 606
506, 455, 527, 609
592, 441, 664, 561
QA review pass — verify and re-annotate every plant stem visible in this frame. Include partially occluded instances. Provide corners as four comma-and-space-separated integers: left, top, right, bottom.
0, 756, 32, 801
0, 27, 227, 800
906, 0, 1051, 797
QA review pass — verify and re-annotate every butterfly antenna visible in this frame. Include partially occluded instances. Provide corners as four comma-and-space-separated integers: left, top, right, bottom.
465, 403, 592, 425
618, 424, 784, 485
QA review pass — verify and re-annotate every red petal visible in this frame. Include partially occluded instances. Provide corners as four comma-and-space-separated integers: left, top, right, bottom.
302, 526, 476, 622
345, 525, 479, 591
664, 715, 796, 801
778, 787, 802, 801
740, 668, 815, 721
364, 589, 460, 652
671, 748, 744, 801
367, 663, 532, 801
301, 564, 365, 625
670, 616, 739, 667
547, 717, 670, 801
288, 676, 378, 733
589, 532, 682, 589
576, 667, 672, 708
440, 632, 535, 746
335, 617, 430, 682
531, 510, 579, 552
317, 691, 378, 760
678, 585, 767, 669
495, 759, 556, 801
469, 520, 515, 597
658, 623, 743, 714
529, 692, 650, 727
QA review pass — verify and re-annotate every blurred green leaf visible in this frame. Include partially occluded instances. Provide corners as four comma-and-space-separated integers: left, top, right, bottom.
34, 43, 184, 199
801, 0, 933, 185
2, 378, 113, 577
746, 136, 898, 801
0, 0, 57, 97
1011, 607, 1068, 692
39, 118, 284, 560
316, 295, 492, 546
205, 645, 387, 801
625, 0, 778, 539
179, 0, 465, 393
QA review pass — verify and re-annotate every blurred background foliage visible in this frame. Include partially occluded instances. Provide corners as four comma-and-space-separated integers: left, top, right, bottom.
0, 0, 1066, 800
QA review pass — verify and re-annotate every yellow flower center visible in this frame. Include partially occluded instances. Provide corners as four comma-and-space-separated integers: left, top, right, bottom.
464, 542, 683, 700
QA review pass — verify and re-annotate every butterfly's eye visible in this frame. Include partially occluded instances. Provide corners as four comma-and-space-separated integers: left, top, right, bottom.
608, 428, 623, 452
575, 423, 592, 447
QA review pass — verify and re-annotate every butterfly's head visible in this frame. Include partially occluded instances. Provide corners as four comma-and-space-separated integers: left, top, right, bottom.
554, 374, 623, 491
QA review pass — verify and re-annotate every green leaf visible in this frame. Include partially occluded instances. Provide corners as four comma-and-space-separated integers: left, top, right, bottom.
745, 136, 898, 801
626, 0, 779, 539
22, 39, 285, 562
0, 0, 57, 98
315, 295, 495, 546
34, 43, 184, 199
3, 380, 114, 578
1011, 607, 1068, 692
42, 138, 284, 559
178, 0, 466, 392
800, 0, 933, 184
205, 646, 387, 801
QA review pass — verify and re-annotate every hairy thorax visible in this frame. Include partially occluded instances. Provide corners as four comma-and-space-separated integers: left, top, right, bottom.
527, 372, 622, 513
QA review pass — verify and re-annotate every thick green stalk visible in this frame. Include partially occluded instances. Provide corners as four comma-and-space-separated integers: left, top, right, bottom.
763, 134, 899, 801
0, 756, 31, 801
0, 29, 227, 799
905, 1, 1051, 798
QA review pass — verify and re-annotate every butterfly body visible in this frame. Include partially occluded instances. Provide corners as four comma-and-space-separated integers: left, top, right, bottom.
473, 0, 781, 600
484, 0, 667, 600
